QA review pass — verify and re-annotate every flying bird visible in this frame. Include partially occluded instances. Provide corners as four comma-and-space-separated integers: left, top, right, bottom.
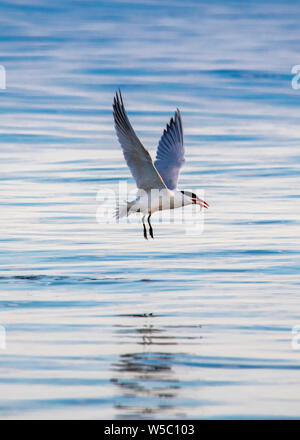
113, 90, 209, 239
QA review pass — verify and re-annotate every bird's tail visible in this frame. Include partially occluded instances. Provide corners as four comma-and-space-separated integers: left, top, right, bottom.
114, 201, 134, 221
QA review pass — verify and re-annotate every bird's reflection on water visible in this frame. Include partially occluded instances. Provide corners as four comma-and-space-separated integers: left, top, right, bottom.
110, 313, 202, 419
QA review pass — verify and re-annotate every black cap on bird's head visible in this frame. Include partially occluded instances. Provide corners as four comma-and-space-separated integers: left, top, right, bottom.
180, 191, 209, 209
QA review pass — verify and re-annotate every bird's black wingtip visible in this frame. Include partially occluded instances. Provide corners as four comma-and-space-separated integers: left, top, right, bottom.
113, 89, 124, 108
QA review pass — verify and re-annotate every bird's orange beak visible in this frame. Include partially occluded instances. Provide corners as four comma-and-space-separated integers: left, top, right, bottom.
192, 198, 209, 209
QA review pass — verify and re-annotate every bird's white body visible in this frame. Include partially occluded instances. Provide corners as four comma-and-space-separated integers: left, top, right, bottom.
120, 189, 193, 217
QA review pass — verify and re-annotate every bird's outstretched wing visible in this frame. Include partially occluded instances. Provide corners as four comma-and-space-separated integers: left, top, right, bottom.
113, 90, 166, 191
154, 109, 185, 190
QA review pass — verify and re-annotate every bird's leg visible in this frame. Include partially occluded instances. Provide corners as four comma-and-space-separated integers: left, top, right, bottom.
147, 214, 154, 239
142, 215, 148, 240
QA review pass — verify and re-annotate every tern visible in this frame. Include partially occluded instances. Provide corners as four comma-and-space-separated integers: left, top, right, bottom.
113, 90, 209, 239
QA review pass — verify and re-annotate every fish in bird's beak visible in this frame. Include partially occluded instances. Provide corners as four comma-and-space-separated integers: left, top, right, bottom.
192, 197, 209, 209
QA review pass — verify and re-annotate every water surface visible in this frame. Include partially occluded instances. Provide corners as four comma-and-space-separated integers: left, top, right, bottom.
0, 0, 300, 419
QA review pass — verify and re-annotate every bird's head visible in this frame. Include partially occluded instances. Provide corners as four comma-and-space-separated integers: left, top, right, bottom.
180, 191, 209, 209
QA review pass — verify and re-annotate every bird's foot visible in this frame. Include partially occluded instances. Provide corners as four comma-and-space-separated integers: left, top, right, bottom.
143, 224, 148, 240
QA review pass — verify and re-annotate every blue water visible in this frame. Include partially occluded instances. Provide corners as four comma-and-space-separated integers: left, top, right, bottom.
0, 0, 300, 419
